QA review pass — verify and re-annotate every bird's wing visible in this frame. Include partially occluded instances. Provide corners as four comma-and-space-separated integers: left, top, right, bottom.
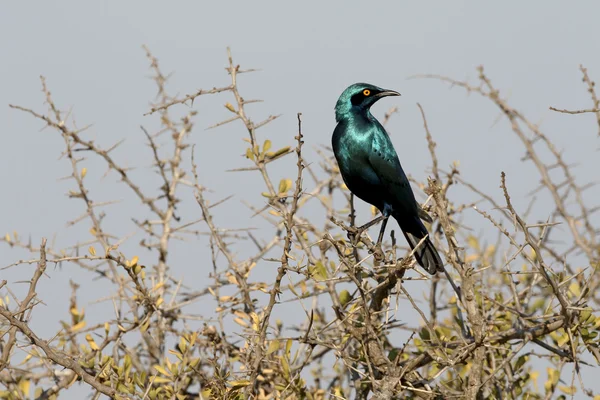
368, 131, 409, 187
367, 130, 420, 214
418, 207, 433, 223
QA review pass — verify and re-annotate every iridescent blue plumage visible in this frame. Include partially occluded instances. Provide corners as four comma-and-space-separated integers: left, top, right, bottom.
332, 83, 443, 274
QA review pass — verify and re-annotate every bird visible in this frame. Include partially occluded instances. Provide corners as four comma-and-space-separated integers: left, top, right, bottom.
331, 83, 443, 274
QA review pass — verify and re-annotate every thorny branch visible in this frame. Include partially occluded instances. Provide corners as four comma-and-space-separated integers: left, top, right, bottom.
2, 52, 599, 400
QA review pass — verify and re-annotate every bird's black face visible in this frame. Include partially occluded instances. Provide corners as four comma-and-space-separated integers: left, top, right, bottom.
335, 83, 400, 121
349, 85, 401, 109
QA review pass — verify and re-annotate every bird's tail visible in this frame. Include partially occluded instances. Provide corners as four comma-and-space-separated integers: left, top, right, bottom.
403, 230, 444, 275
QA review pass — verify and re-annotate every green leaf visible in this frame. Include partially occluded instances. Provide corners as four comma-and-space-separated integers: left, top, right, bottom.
339, 290, 352, 306
310, 261, 328, 281
514, 355, 528, 371
281, 356, 290, 380
580, 308, 593, 323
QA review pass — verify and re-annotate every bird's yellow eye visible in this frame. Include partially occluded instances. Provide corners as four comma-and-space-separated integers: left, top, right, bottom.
363, 89, 371, 96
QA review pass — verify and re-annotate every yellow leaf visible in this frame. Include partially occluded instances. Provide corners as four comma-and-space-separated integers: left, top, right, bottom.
85, 334, 99, 351
18, 380, 30, 397
233, 310, 249, 320
465, 254, 480, 263
245, 147, 255, 161
226, 273, 239, 286
224, 102, 236, 113
105, 244, 119, 257
263, 139, 272, 153
281, 355, 290, 379
234, 317, 248, 327
104, 322, 110, 335
71, 321, 86, 332
89, 227, 97, 236
153, 364, 172, 377
249, 312, 260, 326
278, 178, 293, 194
88, 246, 96, 256
19, 354, 33, 365
177, 337, 188, 353
229, 380, 251, 389
299, 280, 307, 294
558, 385, 576, 395
530, 370, 539, 390
139, 318, 150, 332
267, 339, 280, 355
155, 297, 164, 307
466, 235, 480, 251
530, 248, 537, 261
81, 167, 87, 178
568, 282, 581, 297
5, 233, 10, 242
131, 256, 139, 266
267, 146, 291, 159
547, 367, 560, 384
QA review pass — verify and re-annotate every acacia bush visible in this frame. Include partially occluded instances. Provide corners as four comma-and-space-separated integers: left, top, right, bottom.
1, 48, 599, 399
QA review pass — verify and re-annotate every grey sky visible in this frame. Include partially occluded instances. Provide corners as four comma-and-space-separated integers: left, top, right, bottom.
2, 1, 600, 398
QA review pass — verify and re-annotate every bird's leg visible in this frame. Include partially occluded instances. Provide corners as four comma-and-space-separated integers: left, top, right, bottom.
357, 215, 386, 233
370, 215, 390, 263
375, 216, 390, 247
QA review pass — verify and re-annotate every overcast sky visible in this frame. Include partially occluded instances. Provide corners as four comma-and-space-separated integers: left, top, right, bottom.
2, 1, 600, 398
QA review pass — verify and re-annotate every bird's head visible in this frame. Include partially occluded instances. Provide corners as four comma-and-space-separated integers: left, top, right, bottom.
334, 83, 400, 122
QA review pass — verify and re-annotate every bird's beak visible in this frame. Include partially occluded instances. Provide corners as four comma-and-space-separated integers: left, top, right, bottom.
375, 89, 401, 98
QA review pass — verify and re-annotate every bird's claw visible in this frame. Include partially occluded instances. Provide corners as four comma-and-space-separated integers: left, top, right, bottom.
370, 244, 385, 262
347, 228, 364, 247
